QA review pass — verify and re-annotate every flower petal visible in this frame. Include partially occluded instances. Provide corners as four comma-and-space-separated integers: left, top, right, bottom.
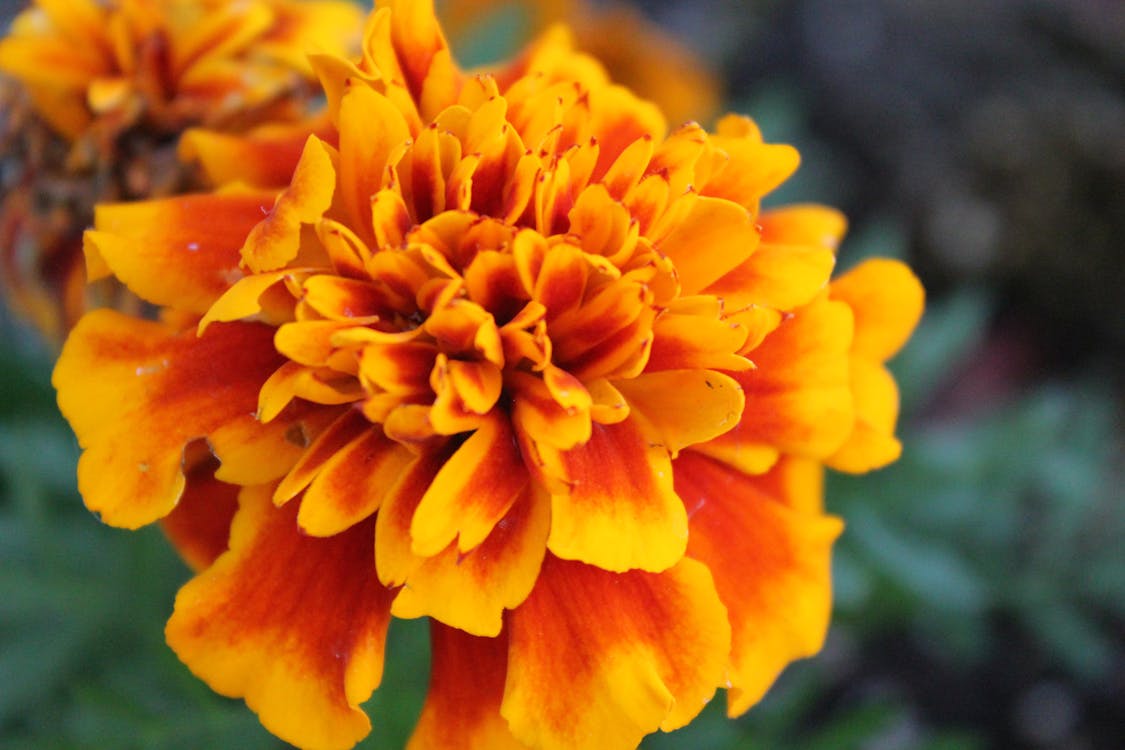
53, 311, 284, 528
615, 369, 744, 457
533, 417, 688, 573
299, 424, 414, 536
698, 296, 855, 466
159, 458, 240, 571
85, 193, 275, 313
653, 195, 759, 294
241, 136, 337, 273
830, 258, 925, 362
407, 624, 527, 750
759, 204, 847, 248
392, 484, 550, 637
704, 242, 836, 313
166, 486, 393, 750
827, 358, 903, 473
503, 555, 730, 750
676, 451, 842, 716
410, 413, 529, 556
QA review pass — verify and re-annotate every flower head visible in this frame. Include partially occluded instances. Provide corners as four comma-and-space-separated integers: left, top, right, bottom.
52, 1, 924, 748
0, 0, 362, 339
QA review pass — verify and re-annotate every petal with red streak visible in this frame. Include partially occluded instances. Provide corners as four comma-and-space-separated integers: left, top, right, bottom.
700, 296, 855, 465
159, 458, 240, 572
534, 417, 688, 573
410, 413, 528, 556
166, 486, 393, 750
241, 136, 337, 273
676, 451, 842, 716
407, 624, 527, 750
53, 311, 284, 528
84, 193, 275, 314
393, 485, 550, 637
503, 555, 730, 750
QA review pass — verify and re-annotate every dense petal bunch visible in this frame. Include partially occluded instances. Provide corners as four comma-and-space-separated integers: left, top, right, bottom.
52, 2, 924, 749
0, 0, 361, 339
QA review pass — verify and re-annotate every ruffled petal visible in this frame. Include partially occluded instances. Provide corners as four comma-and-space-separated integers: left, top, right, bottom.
166, 486, 393, 750
407, 624, 527, 750
84, 192, 275, 313
696, 296, 855, 469
827, 358, 903, 473
53, 311, 284, 528
531, 417, 688, 573
391, 484, 550, 637
830, 258, 925, 363
410, 413, 529, 556
503, 555, 730, 750
676, 451, 842, 716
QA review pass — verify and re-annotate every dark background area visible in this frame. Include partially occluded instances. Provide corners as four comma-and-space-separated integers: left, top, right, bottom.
1, 1, 1122, 748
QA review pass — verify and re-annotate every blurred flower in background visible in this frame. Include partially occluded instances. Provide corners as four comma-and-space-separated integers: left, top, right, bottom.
0, 0, 361, 341
0, 1, 1122, 749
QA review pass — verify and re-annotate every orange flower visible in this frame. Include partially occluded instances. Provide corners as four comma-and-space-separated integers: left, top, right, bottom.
0, 0, 362, 340
52, 2, 923, 748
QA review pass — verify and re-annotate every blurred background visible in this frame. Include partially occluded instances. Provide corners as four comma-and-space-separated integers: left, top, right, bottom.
1, 0, 1121, 748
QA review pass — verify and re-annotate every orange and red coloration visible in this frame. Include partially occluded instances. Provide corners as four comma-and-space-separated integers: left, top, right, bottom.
0, 0, 361, 339
51, 1, 924, 748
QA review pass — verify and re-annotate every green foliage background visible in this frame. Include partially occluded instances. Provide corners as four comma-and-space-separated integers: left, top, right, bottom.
1, 0, 1122, 748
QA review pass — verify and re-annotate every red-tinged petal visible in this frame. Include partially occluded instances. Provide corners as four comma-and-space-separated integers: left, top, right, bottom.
709, 296, 855, 462
85, 193, 275, 314
166, 486, 393, 750
646, 307, 751, 373
537, 418, 687, 573
180, 117, 334, 189
759, 204, 847, 249
338, 85, 411, 240
827, 358, 903, 473
831, 258, 925, 362
616, 369, 744, 457
53, 311, 284, 528
503, 555, 730, 749
274, 409, 370, 506
199, 269, 307, 333
242, 136, 337, 273
302, 275, 394, 320
653, 194, 759, 294
394, 484, 549, 636
676, 451, 842, 716
705, 243, 836, 313
159, 459, 240, 572
510, 370, 591, 451
274, 319, 358, 366
208, 401, 310, 487
376, 451, 447, 586
300, 427, 414, 536
410, 413, 528, 556
408, 625, 527, 750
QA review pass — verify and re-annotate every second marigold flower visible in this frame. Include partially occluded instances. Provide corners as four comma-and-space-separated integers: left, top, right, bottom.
51, 1, 924, 748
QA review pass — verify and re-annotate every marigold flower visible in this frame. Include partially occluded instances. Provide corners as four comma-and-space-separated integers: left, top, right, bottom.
52, 1, 924, 748
0, 0, 361, 339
